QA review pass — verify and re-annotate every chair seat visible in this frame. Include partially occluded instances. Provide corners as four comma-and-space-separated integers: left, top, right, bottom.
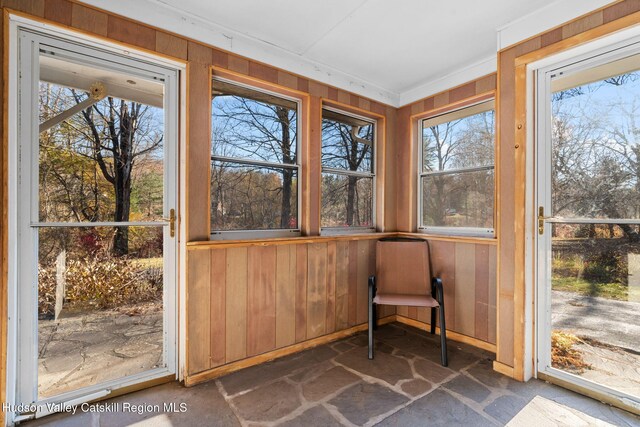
373, 293, 439, 307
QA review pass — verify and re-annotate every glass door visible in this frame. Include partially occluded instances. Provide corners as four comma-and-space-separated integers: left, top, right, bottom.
537, 38, 640, 408
15, 29, 178, 419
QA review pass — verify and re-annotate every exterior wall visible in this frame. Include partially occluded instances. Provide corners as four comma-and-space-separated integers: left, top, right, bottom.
497, 0, 640, 379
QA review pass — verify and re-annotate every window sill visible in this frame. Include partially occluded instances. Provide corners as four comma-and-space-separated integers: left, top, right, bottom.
400, 231, 497, 245
187, 232, 395, 249
320, 227, 376, 236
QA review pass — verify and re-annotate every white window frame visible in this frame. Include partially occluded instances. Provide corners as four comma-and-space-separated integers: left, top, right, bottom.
418, 100, 495, 238
320, 106, 376, 234
210, 77, 302, 240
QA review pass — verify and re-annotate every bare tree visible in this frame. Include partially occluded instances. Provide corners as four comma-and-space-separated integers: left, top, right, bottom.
71, 92, 163, 256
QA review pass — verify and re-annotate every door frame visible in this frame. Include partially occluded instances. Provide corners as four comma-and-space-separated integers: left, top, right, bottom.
528, 24, 640, 413
6, 14, 187, 424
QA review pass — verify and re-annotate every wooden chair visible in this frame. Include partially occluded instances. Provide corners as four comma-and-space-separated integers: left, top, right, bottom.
368, 237, 448, 366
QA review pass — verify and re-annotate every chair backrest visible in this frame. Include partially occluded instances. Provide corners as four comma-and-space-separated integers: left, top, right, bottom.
376, 238, 431, 295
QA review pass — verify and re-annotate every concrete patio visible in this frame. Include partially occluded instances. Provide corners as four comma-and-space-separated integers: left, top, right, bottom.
26, 323, 639, 426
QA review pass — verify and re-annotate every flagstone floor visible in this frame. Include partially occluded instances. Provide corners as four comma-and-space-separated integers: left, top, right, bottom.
26, 323, 639, 426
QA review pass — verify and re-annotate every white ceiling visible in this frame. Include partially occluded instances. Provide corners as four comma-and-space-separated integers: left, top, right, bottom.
79, 0, 612, 106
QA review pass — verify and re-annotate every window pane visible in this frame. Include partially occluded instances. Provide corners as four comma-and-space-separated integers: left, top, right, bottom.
321, 111, 373, 173
38, 226, 164, 398
421, 169, 494, 228
551, 67, 640, 220
422, 109, 494, 172
39, 82, 165, 223
211, 161, 298, 231
211, 84, 297, 165
550, 223, 640, 393
321, 174, 373, 228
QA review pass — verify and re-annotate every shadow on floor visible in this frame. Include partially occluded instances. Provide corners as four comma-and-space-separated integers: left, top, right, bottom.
25, 322, 640, 426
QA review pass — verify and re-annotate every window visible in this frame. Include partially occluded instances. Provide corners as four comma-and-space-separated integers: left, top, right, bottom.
321, 108, 375, 231
211, 79, 300, 238
419, 100, 495, 236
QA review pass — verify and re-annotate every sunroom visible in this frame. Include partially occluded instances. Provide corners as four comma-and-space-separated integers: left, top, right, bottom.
1, 0, 640, 425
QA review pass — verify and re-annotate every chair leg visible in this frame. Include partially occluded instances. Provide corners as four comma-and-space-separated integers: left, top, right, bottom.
433, 277, 448, 367
439, 305, 448, 367
373, 304, 378, 331
430, 307, 436, 334
368, 276, 375, 360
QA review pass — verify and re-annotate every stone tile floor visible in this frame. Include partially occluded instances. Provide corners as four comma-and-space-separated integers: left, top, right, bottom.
27, 323, 640, 426
38, 307, 163, 397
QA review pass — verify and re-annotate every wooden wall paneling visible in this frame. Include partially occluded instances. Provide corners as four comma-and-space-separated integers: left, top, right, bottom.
277, 70, 298, 90
454, 243, 476, 337
476, 74, 497, 94
512, 64, 528, 380
107, 15, 155, 51
395, 107, 413, 231
603, 0, 640, 23
295, 244, 308, 342
249, 61, 278, 84
474, 245, 490, 342
488, 245, 498, 344
227, 55, 249, 75
396, 306, 409, 317
449, 82, 476, 104
347, 241, 358, 326
306, 242, 327, 339
561, 10, 603, 39
307, 96, 322, 234
325, 241, 337, 334
187, 250, 211, 374
430, 240, 456, 330
275, 245, 296, 348
384, 105, 397, 231
186, 62, 211, 241
225, 247, 248, 363
433, 91, 450, 109
335, 241, 350, 330
3, 0, 44, 17
44, 0, 72, 26
209, 249, 226, 367
497, 46, 517, 368
356, 240, 370, 324
246, 246, 277, 356
70, 2, 108, 36
156, 32, 188, 60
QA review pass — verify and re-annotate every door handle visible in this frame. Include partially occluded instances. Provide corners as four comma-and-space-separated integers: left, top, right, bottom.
538, 206, 550, 235
163, 209, 176, 237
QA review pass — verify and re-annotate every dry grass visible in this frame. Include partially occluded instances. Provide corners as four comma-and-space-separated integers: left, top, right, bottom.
551, 330, 592, 373
38, 256, 162, 317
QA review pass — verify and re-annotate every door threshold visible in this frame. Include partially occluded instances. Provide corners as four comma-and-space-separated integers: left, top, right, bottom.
538, 370, 640, 416
29, 372, 176, 421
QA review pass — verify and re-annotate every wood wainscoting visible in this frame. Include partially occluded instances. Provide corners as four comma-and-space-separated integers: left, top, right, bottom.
185, 233, 497, 383
185, 235, 397, 377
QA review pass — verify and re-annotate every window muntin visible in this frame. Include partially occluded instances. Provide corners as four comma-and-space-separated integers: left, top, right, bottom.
419, 100, 495, 235
211, 79, 300, 236
321, 108, 375, 230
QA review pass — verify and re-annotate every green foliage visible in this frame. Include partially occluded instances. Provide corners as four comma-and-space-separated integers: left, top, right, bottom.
551, 251, 629, 300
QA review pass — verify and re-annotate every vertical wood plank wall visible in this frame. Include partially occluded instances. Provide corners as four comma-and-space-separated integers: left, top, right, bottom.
396, 241, 497, 344
186, 238, 391, 376
392, 75, 499, 351
496, 0, 640, 379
